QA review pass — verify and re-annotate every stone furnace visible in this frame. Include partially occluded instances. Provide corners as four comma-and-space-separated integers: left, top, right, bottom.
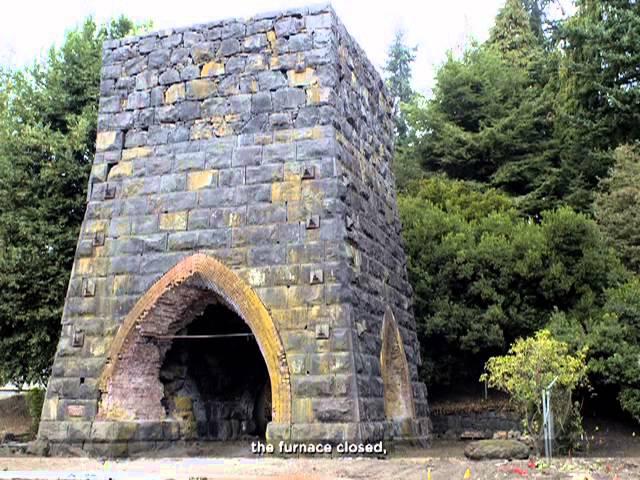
38, 4, 431, 455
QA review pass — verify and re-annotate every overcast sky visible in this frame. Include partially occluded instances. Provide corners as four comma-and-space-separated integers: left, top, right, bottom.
0, 0, 566, 94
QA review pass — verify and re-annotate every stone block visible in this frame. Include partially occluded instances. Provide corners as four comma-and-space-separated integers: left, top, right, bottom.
186, 79, 216, 100
247, 245, 286, 266
167, 231, 198, 250
218, 38, 240, 56
258, 71, 287, 91
232, 145, 262, 166
275, 17, 304, 37
273, 88, 306, 110
288, 68, 318, 87
187, 170, 217, 190
218, 168, 245, 187
246, 204, 286, 225
246, 164, 283, 184
196, 229, 230, 249
175, 151, 206, 171
159, 211, 188, 231
160, 173, 187, 193
96, 131, 123, 152
292, 375, 332, 397
164, 83, 185, 104
210, 207, 246, 228
251, 91, 272, 114
263, 143, 295, 164
202, 61, 225, 77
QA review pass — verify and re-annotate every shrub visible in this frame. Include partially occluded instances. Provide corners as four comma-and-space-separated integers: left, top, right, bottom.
481, 330, 587, 451
25, 388, 45, 438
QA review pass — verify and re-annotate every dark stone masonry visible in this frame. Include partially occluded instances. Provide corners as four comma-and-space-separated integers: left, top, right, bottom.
38, 3, 431, 456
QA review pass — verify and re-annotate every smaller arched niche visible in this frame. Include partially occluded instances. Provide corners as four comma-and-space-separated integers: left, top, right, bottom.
380, 307, 416, 420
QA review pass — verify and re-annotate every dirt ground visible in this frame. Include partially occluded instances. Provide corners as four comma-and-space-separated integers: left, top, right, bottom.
2, 395, 639, 479
1, 440, 640, 480
0, 452, 639, 480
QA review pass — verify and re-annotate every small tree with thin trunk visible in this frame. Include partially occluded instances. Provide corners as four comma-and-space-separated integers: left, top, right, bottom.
481, 329, 587, 451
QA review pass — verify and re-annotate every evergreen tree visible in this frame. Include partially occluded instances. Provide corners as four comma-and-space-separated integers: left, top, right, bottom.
0, 17, 145, 385
406, 0, 559, 214
489, 0, 542, 68
554, 0, 640, 211
594, 144, 640, 274
383, 29, 417, 140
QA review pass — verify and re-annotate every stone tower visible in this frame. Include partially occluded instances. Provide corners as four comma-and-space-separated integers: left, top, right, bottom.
38, 4, 430, 456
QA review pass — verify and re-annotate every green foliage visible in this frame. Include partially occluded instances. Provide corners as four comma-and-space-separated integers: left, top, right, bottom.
489, 0, 542, 68
403, 24, 558, 213
392, 0, 640, 424
553, 0, 640, 211
25, 388, 46, 437
0, 17, 145, 385
384, 29, 417, 105
594, 144, 640, 274
586, 279, 640, 421
399, 177, 627, 388
481, 330, 587, 448
384, 29, 417, 141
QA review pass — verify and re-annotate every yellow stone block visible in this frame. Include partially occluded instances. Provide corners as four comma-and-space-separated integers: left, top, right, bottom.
254, 133, 273, 145
121, 178, 144, 197
112, 274, 132, 295
201, 61, 225, 77
121, 146, 152, 161
287, 67, 318, 87
96, 131, 117, 151
188, 79, 216, 99
227, 211, 243, 227
306, 87, 331, 105
164, 83, 185, 104
91, 163, 108, 183
187, 170, 215, 191
272, 181, 301, 203
84, 220, 108, 234
41, 397, 59, 421
292, 398, 313, 423
88, 336, 108, 356
159, 211, 188, 231
190, 120, 214, 140
246, 268, 267, 287
212, 116, 232, 137
274, 129, 294, 143
75, 258, 92, 275
267, 30, 277, 50
107, 161, 133, 180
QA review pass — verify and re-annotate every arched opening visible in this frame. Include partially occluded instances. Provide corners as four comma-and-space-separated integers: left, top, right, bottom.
159, 302, 272, 440
380, 307, 416, 421
97, 253, 291, 440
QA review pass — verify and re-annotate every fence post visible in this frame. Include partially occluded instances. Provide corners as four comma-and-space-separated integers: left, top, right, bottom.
542, 376, 558, 462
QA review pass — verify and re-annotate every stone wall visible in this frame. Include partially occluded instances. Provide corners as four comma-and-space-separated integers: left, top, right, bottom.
431, 411, 521, 439
39, 4, 430, 454
333, 18, 430, 439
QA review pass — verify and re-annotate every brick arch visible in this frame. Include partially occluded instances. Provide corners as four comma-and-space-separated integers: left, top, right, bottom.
98, 253, 292, 425
380, 307, 416, 420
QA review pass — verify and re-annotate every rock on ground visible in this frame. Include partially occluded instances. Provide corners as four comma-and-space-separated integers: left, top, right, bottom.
464, 439, 530, 460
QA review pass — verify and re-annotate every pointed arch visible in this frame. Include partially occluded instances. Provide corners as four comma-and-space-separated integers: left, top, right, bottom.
380, 306, 416, 420
98, 253, 291, 425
